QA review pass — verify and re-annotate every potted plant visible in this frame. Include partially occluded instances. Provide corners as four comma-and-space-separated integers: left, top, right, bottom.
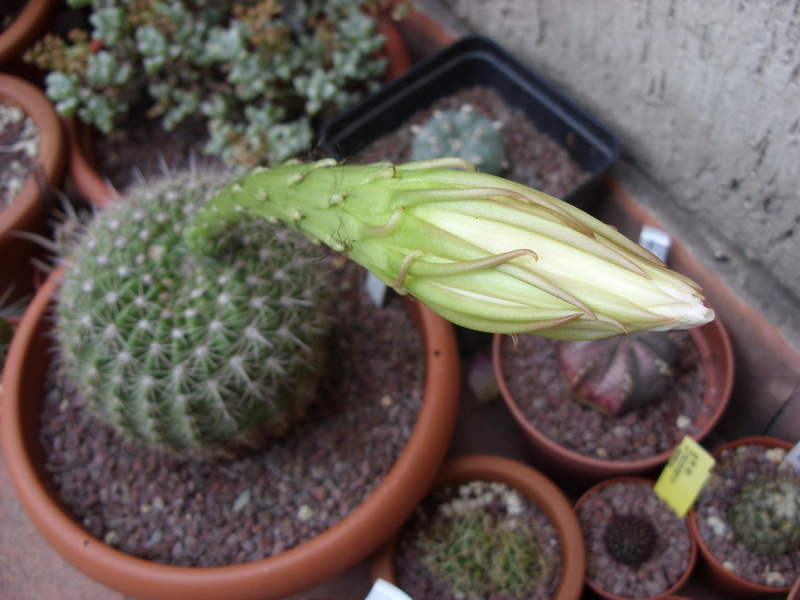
24, 0, 410, 206
493, 310, 734, 486
574, 476, 697, 600
688, 436, 800, 597
0, 0, 55, 66
370, 453, 586, 600
1, 168, 461, 600
0, 72, 67, 302
318, 34, 620, 212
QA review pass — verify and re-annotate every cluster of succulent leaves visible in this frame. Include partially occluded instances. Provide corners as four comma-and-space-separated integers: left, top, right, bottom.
56, 171, 333, 459
25, 0, 389, 168
728, 471, 800, 556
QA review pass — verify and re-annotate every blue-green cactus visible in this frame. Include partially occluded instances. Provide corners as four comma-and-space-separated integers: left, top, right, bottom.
411, 106, 506, 175
728, 472, 800, 556
56, 171, 333, 459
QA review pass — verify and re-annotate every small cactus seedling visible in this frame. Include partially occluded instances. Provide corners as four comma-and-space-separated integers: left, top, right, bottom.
728, 472, 800, 556
603, 513, 658, 566
557, 330, 681, 416
418, 482, 547, 598
56, 171, 332, 459
411, 106, 506, 175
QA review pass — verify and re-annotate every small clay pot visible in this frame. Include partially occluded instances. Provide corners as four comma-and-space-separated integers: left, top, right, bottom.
574, 476, 697, 600
493, 308, 734, 486
371, 453, 586, 600
688, 436, 797, 598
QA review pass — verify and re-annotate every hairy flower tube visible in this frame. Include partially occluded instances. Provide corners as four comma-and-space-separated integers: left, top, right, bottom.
184, 158, 714, 339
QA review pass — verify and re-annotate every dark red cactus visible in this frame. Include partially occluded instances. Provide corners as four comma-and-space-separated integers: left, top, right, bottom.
557, 331, 681, 416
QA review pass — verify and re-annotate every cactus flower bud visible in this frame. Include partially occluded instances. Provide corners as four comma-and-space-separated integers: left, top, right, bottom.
185, 158, 714, 339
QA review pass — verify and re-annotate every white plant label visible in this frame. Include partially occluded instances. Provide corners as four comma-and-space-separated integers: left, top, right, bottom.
639, 225, 672, 263
783, 440, 800, 475
365, 271, 388, 307
364, 578, 413, 600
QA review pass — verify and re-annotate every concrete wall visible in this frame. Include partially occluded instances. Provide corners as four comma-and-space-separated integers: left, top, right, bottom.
434, 0, 800, 351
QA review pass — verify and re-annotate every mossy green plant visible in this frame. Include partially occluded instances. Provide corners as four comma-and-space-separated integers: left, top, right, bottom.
728, 472, 800, 556
411, 106, 506, 175
56, 170, 333, 459
418, 481, 548, 599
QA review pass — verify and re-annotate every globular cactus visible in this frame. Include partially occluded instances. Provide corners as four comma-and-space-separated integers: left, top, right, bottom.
557, 331, 681, 416
411, 105, 506, 175
56, 171, 332, 460
728, 472, 800, 556
603, 513, 658, 566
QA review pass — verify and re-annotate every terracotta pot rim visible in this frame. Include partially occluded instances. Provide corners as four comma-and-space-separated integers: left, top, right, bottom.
687, 436, 795, 596
371, 453, 587, 600
0, 265, 461, 600
574, 476, 698, 600
493, 312, 734, 477
0, 73, 66, 236
0, 0, 55, 64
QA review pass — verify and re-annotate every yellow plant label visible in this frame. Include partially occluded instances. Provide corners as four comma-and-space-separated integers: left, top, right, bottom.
654, 435, 715, 517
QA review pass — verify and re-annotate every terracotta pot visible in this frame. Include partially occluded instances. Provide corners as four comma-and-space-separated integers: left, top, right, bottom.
688, 436, 796, 598
493, 311, 734, 486
0, 73, 67, 302
789, 574, 800, 600
0, 0, 55, 65
574, 476, 697, 600
0, 265, 461, 600
371, 453, 586, 600
66, 13, 413, 209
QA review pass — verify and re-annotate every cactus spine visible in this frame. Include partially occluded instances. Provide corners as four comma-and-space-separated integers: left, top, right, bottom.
557, 330, 681, 416
411, 106, 506, 176
56, 171, 332, 459
728, 472, 800, 556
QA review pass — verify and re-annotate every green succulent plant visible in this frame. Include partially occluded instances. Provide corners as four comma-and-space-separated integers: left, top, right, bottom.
728, 472, 800, 556
56, 170, 333, 459
25, 0, 389, 168
411, 106, 506, 175
418, 483, 547, 599
557, 330, 681, 415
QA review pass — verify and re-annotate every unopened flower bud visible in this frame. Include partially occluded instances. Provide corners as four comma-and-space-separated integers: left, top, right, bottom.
185, 158, 713, 339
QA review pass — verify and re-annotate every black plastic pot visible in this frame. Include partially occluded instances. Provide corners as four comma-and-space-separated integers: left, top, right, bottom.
318, 35, 619, 211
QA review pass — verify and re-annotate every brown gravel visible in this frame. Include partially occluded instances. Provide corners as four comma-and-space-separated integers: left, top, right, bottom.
497, 331, 709, 461
693, 443, 800, 588
576, 479, 694, 598
347, 86, 588, 200
40, 261, 425, 567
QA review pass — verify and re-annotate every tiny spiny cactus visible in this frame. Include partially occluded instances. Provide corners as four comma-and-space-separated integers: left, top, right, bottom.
603, 513, 658, 566
418, 481, 547, 599
728, 472, 800, 556
56, 171, 332, 459
557, 330, 681, 416
411, 105, 506, 175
